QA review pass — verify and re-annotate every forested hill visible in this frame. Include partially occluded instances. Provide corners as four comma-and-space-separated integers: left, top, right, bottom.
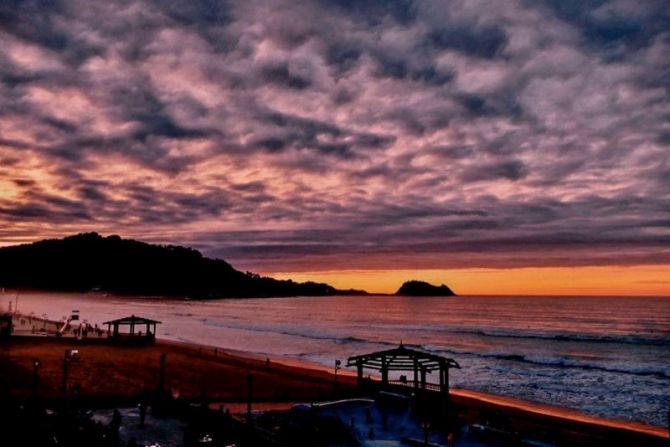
0, 233, 363, 298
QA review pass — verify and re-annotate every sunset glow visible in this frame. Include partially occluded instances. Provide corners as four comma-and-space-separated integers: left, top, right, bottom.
272, 265, 670, 296
1, 0, 669, 295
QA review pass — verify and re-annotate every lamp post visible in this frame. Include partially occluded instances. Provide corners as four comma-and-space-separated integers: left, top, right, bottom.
334, 359, 341, 388
61, 349, 79, 402
158, 352, 166, 393
421, 421, 430, 446
32, 358, 41, 399
246, 374, 253, 424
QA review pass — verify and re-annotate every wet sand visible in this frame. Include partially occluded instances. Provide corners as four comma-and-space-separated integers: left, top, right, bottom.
1, 336, 667, 446
451, 388, 668, 439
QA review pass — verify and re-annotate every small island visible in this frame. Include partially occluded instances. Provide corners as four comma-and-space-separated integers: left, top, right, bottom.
395, 280, 456, 296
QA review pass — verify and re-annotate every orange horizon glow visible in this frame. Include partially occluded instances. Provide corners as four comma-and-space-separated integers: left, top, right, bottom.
2, 236, 670, 297
270, 265, 670, 297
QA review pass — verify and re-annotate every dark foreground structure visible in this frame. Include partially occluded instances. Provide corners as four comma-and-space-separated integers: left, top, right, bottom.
103, 315, 161, 343
0, 313, 11, 337
1, 337, 667, 447
347, 343, 460, 393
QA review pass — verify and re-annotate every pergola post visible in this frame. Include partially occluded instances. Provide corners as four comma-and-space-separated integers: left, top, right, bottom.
420, 366, 427, 389
443, 365, 449, 397
356, 360, 363, 385
413, 358, 419, 388
381, 356, 388, 385
443, 364, 451, 427
439, 361, 445, 392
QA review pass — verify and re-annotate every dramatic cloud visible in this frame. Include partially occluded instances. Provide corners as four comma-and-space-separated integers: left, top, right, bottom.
0, 0, 669, 274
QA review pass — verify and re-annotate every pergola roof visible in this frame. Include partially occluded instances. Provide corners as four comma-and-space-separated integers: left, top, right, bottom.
347, 344, 460, 372
103, 315, 162, 325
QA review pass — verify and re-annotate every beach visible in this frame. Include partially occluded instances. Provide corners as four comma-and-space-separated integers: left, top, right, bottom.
0, 337, 356, 404
7, 292, 670, 428
1, 336, 667, 446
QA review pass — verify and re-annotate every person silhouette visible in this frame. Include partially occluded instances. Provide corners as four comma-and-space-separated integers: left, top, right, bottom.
109, 409, 122, 444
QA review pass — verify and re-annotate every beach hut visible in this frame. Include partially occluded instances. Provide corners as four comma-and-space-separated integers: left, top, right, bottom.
103, 315, 161, 343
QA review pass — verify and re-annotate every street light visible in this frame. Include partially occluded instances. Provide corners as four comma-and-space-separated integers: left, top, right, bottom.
32, 358, 41, 398
61, 349, 80, 402
334, 359, 341, 386
421, 421, 430, 445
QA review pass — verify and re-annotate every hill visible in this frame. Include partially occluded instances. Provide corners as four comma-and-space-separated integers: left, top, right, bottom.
395, 280, 456, 296
0, 233, 364, 298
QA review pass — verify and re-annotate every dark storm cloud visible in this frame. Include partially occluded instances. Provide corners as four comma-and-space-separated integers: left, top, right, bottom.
0, 191, 93, 222
248, 107, 395, 159
155, 0, 232, 26
461, 160, 528, 182
426, 23, 508, 59
0, 0, 669, 272
260, 62, 313, 90
538, 0, 670, 51
323, 0, 418, 26
324, 42, 362, 75
197, 191, 670, 271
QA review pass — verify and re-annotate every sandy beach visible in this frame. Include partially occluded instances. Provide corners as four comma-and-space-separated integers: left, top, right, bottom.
0, 337, 357, 404
1, 336, 667, 446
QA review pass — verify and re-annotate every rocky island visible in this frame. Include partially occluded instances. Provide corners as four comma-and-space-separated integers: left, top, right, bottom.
395, 280, 456, 296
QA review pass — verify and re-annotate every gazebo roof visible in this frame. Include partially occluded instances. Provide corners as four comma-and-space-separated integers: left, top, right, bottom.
347, 344, 460, 372
103, 315, 162, 325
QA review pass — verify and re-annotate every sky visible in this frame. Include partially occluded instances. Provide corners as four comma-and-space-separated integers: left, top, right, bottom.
0, 0, 669, 295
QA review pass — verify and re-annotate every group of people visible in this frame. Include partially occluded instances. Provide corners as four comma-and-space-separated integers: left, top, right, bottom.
71, 322, 105, 338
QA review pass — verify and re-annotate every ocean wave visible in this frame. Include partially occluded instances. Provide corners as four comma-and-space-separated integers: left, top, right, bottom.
335, 336, 368, 345
491, 331, 670, 347
379, 323, 670, 347
200, 319, 388, 347
425, 345, 670, 380
198, 320, 670, 379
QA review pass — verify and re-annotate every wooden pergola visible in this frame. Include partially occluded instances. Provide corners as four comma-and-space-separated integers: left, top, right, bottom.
103, 315, 161, 342
347, 344, 460, 394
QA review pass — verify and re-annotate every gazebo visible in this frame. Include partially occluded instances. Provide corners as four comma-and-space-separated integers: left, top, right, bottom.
103, 315, 161, 342
346, 344, 460, 394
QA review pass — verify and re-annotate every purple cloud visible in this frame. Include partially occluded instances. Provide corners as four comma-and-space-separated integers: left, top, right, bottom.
0, 0, 668, 273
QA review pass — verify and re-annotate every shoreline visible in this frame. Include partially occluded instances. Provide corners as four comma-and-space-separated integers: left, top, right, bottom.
165, 338, 668, 438
232, 344, 669, 439
1, 335, 667, 444
450, 388, 667, 439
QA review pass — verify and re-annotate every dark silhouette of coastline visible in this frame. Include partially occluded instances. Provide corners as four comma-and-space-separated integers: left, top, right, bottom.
395, 280, 456, 296
0, 233, 367, 298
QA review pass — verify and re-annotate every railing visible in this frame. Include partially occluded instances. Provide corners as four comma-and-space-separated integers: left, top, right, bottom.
388, 380, 443, 392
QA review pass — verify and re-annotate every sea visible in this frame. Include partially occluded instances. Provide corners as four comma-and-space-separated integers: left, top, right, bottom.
4, 292, 670, 428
